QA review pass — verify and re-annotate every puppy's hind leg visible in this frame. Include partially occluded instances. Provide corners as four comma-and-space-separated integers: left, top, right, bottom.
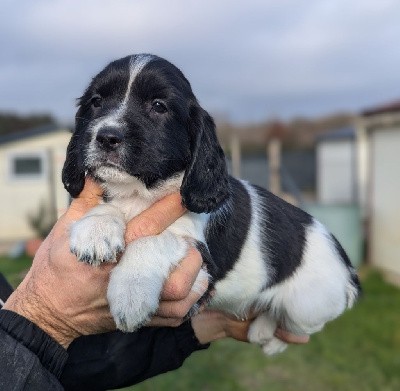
248, 313, 288, 356
107, 231, 188, 332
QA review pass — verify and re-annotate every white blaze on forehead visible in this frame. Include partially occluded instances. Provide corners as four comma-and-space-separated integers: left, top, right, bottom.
89, 54, 154, 140
122, 54, 154, 107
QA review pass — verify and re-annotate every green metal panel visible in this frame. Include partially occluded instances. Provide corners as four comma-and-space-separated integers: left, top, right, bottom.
305, 204, 363, 268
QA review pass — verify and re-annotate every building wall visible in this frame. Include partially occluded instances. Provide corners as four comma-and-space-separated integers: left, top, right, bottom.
370, 128, 400, 277
0, 131, 72, 243
317, 140, 356, 204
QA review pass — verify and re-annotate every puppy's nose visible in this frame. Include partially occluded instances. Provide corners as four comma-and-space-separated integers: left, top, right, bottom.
96, 128, 123, 150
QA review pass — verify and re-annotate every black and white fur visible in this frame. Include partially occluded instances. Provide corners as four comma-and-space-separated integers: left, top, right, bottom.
62, 54, 361, 355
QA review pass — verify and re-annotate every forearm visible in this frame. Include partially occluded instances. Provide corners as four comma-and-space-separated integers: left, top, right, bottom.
61, 321, 209, 390
62, 310, 252, 390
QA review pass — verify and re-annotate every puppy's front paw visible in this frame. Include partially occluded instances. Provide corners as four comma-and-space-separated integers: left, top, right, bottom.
70, 214, 125, 266
108, 266, 160, 332
107, 232, 188, 332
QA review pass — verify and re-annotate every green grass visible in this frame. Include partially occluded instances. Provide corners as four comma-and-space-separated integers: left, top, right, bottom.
1, 258, 398, 390
124, 271, 400, 391
0, 255, 32, 287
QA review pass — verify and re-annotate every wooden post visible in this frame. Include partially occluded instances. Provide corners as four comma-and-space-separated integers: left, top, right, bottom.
47, 148, 58, 224
268, 138, 281, 196
231, 131, 241, 178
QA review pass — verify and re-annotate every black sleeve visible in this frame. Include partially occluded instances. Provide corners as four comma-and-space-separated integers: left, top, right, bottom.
61, 321, 209, 391
0, 309, 68, 391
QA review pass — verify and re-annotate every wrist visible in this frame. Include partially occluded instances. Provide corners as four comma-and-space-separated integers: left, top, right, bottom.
3, 287, 77, 348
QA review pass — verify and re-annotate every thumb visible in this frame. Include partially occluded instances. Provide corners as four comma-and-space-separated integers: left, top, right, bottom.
65, 178, 103, 219
77, 177, 103, 202
125, 193, 186, 243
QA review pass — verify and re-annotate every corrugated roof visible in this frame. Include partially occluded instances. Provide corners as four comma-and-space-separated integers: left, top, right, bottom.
362, 100, 400, 117
0, 124, 71, 146
316, 126, 355, 142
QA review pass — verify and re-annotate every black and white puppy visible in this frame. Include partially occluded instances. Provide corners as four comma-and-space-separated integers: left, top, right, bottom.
62, 54, 361, 355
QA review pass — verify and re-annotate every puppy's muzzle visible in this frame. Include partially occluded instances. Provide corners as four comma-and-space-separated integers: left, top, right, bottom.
96, 127, 124, 151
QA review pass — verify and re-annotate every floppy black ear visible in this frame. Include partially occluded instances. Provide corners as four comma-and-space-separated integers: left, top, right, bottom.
62, 128, 86, 198
181, 106, 230, 213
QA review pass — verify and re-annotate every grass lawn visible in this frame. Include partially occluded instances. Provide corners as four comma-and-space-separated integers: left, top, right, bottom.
1, 257, 398, 390
124, 271, 400, 391
0, 255, 32, 287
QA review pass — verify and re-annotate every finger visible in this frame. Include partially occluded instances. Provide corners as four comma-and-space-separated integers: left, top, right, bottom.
218, 312, 253, 342
228, 319, 252, 342
125, 193, 186, 242
156, 287, 205, 318
65, 178, 102, 220
77, 177, 103, 203
274, 328, 310, 344
160, 248, 204, 300
146, 316, 184, 328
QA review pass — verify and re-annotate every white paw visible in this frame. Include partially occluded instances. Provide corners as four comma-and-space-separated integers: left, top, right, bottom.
248, 313, 288, 356
108, 263, 161, 331
248, 313, 276, 345
262, 337, 288, 355
191, 268, 210, 295
70, 214, 125, 266
107, 232, 188, 332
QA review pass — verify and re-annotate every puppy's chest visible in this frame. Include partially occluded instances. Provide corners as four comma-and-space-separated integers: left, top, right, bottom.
107, 197, 152, 220
106, 197, 208, 242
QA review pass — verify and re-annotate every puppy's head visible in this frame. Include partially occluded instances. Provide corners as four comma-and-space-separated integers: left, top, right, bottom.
62, 54, 229, 213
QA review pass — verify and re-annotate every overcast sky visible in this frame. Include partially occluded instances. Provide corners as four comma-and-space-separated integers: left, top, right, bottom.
1, 0, 399, 124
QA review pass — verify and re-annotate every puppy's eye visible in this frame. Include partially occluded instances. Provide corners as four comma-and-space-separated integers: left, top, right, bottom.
90, 94, 102, 108
152, 100, 167, 114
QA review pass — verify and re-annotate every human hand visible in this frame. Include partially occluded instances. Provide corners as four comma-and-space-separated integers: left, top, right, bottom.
3, 179, 206, 347
191, 310, 251, 344
191, 310, 310, 345
147, 247, 207, 328
3, 179, 112, 347
274, 327, 310, 344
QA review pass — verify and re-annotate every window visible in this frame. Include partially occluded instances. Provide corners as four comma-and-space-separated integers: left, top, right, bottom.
8, 152, 47, 180
13, 157, 42, 175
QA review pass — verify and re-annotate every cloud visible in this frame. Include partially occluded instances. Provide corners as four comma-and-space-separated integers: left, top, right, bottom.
1, 0, 400, 122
